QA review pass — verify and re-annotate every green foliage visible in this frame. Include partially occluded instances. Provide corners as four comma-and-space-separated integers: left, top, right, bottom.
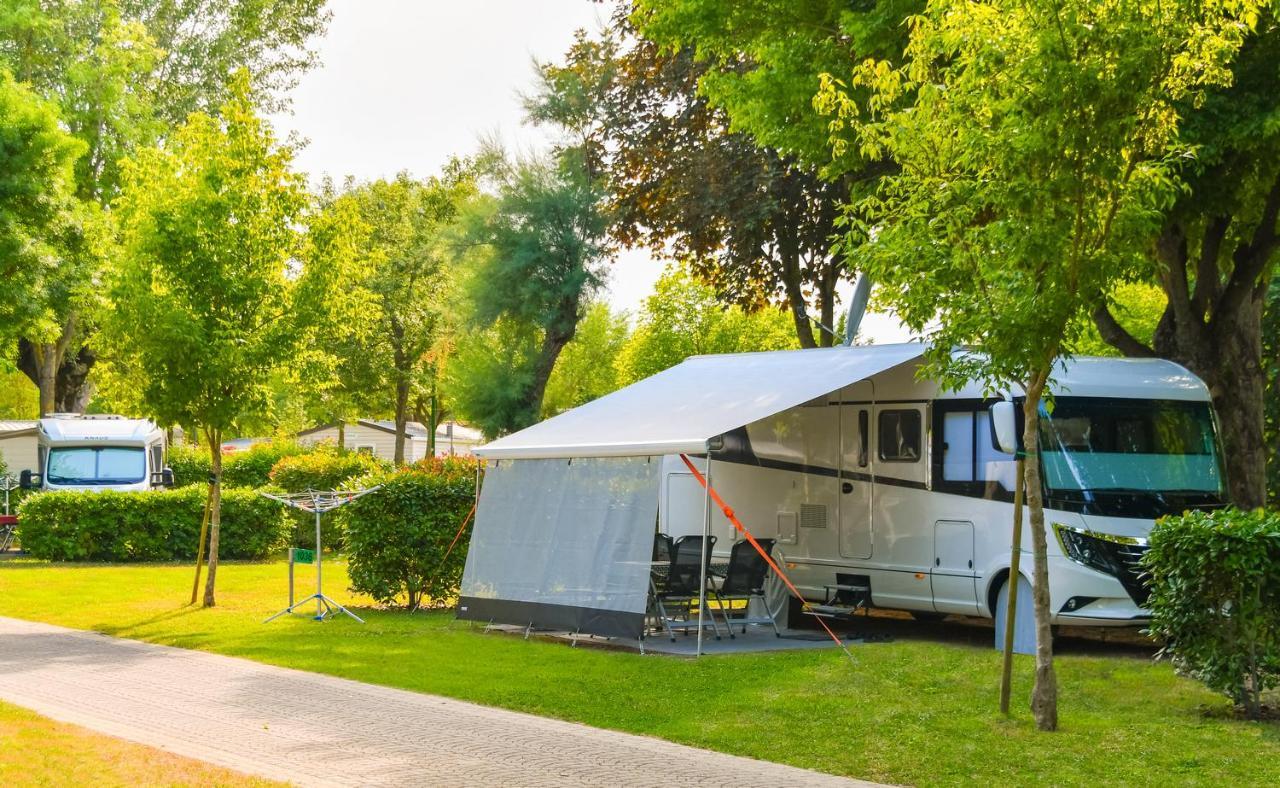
453, 148, 610, 433
1071, 283, 1167, 357
112, 72, 307, 437
818, 0, 1258, 393
541, 302, 630, 418
299, 170, 476, 462
0, 0, 330, 204
634, 0, 919, 168
531, 15, 851, 348
337, 458, 480, 609
166, 444, 211, 488
168, 441, 311, 489
0, 369, 38, 419
16, 486, 288, 562
268, 448, 390, 493
0, 69, 88, 338
1144, 508, 1280, 718
1266, 278, 1280, 507
618, 266, 797, 384
445, 318, 541, 439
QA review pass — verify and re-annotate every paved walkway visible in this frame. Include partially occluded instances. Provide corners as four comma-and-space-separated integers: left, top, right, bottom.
0, 617, 874, 787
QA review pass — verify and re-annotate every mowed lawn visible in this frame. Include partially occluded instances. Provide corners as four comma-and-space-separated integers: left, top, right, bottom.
0, 559, 1275, 786
0, 698, 282, 787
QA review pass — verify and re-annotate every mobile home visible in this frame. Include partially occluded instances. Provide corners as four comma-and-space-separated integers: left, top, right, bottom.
458, 344, 1225, 639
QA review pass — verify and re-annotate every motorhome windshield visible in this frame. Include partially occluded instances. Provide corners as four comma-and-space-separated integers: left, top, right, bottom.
47, 447, 146, 485
1039, 397, 1225, 516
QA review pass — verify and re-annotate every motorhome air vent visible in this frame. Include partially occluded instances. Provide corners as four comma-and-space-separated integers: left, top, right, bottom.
800, 503, 828, 529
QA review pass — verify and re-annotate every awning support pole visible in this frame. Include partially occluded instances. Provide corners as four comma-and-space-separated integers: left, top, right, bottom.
679, 453, 854, 661
696, 449, 713, 657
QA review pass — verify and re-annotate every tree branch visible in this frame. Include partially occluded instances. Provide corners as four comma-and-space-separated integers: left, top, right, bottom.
1217, 171, 1280, 318
1091, 305, 1156, 357
1190, 214, 1230, 316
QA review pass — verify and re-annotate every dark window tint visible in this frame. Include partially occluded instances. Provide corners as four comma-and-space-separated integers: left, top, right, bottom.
878, 409, 921, 462
857, 410, 869, 467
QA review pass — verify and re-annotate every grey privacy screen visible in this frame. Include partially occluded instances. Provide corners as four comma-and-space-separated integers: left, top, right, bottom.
457, 456, 661, 639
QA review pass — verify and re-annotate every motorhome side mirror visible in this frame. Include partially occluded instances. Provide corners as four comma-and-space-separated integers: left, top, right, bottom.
18, 470, 41, 490
990, 401, 1018, 455
150, 468, 176, 488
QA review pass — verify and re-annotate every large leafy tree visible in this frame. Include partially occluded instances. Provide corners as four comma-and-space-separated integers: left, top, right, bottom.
293, 179, 386, 450
308, 171, 474, 463
0, 0, 329, 413
1091, 13, 1280, 508
111, 74, 307, 606
454, 150, 611, 434
530, 14, 851, 347
822, 0, 1259, 730
0, 68, 83, 334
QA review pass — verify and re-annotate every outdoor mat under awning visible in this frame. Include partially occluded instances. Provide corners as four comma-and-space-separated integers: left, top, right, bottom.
457, 456, 660, 639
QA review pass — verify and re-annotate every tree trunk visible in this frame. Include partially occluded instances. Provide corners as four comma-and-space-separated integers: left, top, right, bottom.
17, 321, 91, 415
428, 382, 438, 458
780, 258, 818, 349
35, 348, 57, 416
1194, 300, 1267, 508
1022, 371, 1058, 731
525, 329, 574, 428
337, 422, 345, 451
818, 264, 838, 348
203, 431, 223, 608
393, 377, 410, 465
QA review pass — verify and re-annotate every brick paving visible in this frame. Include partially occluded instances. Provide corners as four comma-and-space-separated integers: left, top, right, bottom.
0, 617, 876, 787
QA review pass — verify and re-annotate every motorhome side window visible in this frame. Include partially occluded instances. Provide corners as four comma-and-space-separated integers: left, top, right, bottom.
937, 403, 1017, 496
878, 410, 921, 462
858, 409, 869, 467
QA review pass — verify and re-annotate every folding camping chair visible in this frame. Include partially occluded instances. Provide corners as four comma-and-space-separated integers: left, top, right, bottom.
650, 534, 724, 641
0, 516, 17, 553
712, 538, 782, 638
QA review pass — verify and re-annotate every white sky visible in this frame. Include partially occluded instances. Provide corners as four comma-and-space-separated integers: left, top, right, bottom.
268, 0, 911, 343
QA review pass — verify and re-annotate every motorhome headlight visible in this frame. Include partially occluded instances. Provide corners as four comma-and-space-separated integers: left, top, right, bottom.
1053, 523, 1120, 576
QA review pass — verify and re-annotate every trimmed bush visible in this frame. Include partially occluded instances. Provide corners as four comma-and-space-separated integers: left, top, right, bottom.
17, 486, 289, 562
1144, 508, 1280, 718
269, 448, 390, 493
167, 444, 211, 487
169, 440, 310, 488
337, 457, 480, 609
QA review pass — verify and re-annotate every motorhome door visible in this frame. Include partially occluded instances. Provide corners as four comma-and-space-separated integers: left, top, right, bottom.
838, 381, 873, 559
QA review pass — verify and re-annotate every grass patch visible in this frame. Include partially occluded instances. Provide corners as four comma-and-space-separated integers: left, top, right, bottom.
0, 698, 281, 787
1, 558, 1276, 785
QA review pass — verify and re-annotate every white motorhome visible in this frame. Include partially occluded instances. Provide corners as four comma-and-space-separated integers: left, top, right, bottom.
20, 415, 173, 493
655, 352, 1225, 627
459, 344, 1225, 641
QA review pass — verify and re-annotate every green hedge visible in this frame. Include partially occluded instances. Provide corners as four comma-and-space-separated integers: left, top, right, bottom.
269, 448, 391, 493
17, 486, 289, 562
268, 448, 391, 550
1144, 508, 1280, 718
168, 440, 310, 488
337, 457, 479, 609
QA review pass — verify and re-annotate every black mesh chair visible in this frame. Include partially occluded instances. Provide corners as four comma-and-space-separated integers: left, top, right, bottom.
650, 534, 723, 641
712, 538, 782, 638
652, 533, 673, 564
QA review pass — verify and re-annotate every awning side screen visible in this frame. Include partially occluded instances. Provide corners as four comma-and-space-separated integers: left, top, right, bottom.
457, 456, 660, 639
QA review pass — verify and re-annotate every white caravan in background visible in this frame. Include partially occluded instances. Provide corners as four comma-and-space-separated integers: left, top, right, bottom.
657, 355, 1227, 627
20, 414, 173, 493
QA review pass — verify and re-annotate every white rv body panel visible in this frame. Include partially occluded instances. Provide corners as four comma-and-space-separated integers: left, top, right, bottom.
657, 354, 1224, 626
35, 415, 167, 493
